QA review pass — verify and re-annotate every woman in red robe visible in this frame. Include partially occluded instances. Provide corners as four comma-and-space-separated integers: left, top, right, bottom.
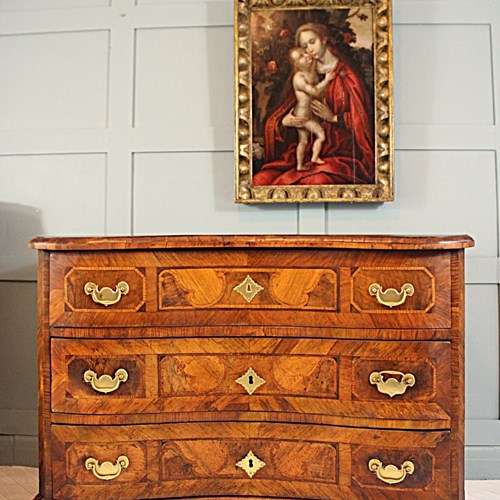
253, 23, 375, 186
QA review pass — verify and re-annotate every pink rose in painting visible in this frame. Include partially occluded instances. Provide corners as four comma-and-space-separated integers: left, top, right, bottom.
279, 29, 290, 39
343, 33, 353, 43
266, 60, 277, 73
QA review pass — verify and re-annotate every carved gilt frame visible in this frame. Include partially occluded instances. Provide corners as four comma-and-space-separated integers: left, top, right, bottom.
234, 0, 393, 203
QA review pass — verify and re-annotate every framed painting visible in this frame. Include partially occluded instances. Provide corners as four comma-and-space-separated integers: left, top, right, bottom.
234, 0, 393, 203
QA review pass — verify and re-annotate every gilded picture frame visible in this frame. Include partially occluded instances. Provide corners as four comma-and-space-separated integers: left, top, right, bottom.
234, 0, 393, 203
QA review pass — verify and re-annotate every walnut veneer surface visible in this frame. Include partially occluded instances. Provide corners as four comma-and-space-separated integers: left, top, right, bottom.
29, 234, 474, 499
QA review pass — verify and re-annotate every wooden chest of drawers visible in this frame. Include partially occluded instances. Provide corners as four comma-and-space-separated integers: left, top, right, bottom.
29, 234, 473, 499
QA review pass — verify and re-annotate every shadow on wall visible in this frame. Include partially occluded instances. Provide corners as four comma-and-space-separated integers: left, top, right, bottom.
0, 203, 42, 465
0, 202, 43, 281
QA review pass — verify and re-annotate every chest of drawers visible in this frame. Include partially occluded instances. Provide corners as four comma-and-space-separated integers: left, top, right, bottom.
29, 234, 473, 499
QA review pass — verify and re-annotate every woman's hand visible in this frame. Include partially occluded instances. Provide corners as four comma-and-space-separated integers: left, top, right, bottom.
311, 99, 337, 123
282, 109, 308, 128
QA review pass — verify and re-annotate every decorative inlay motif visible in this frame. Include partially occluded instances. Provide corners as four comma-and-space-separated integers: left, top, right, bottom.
233, 275, 264, 303
350, 267, 436, 314
64, 267, 146, 312
159, 269, 226, 308
236, 450, 266, 478
159, 267, 337, 310
270, 269, 336, 307
235, 367, 266, 395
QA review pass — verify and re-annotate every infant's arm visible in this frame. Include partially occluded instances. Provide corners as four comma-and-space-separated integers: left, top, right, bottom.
310, 70, 335, 96
294, 70, 334, 97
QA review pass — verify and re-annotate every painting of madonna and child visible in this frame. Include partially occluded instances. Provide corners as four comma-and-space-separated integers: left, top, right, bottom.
243, 6, 393, 202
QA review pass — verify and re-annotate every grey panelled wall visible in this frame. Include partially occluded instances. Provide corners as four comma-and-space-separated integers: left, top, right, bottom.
0, 0, 498, 479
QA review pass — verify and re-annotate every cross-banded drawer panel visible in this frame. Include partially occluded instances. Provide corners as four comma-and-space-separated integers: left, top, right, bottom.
48, 249, 451, 329
51, 422, 451, 499
51, 336, 451, 429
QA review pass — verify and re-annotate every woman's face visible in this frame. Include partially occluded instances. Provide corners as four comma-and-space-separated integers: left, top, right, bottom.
298, 30, 326, 60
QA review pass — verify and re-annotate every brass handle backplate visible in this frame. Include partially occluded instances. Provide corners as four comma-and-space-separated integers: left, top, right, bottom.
84, 281, 130, 306
368, 458, 415, 484
369, 370, 416, 398
85, 455, 129, 481
368, 282, 414, 308
84, 368, 128, 394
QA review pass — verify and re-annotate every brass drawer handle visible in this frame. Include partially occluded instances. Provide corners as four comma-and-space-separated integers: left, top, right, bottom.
84, 281, 130, 306
236, 450, 266, 478
84, 368, 128, 394
235, 367, 266, 395
85, 455, 129, 481
369, 370, 416, 398
368, 282, 414, 308
368, 458, 415, 484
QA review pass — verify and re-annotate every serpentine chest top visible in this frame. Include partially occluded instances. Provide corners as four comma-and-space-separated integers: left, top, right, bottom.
29, 234, 474, 499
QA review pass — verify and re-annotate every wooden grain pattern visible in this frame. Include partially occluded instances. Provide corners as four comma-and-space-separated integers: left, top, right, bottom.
52, 325, 454, 341
160, 439, 337, 483
28, 234, 475, 251
32, 235, 472, 499
50, 422, 451, 499
48, 249, 451, 328
37, 251, 52, 499
63, 266, 146, 312
50, 337, 451, 429
159, 267, 337, 310
451, 251, 466, 499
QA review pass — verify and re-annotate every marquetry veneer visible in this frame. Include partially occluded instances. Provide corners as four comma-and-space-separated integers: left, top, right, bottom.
30, 234, 473, 499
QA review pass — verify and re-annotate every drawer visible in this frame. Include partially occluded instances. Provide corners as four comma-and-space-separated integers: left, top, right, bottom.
51, 422, 452, 499
49, 249, 450, 329
51, 337, 452, 429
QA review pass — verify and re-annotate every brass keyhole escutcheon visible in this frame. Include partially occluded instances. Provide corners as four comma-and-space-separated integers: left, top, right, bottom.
235, 368, 266, 395
236, 451, 266, 478
233, 275, 264, 303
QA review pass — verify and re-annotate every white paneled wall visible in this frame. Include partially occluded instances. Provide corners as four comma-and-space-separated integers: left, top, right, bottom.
132, 152, 298, 234
134, 27, 234, 129
0, 154, 106, 279
0, 30, 109, 130
394, 23, 494, 126
0, 0, 498, 478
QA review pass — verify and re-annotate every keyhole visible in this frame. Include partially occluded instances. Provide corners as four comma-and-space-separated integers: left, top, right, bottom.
246, 284, 252, 292
248, 375, 254, 385
248, 459, 254, 468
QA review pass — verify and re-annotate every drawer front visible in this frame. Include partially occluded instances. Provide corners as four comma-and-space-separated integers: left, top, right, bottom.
51, 337, 451, 429
159, 267, 337, 310
51, 422, 451, 499
49, 249, 450, 329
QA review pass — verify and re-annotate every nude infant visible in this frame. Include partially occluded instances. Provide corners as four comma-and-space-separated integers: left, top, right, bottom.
289, 47, 335, 171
